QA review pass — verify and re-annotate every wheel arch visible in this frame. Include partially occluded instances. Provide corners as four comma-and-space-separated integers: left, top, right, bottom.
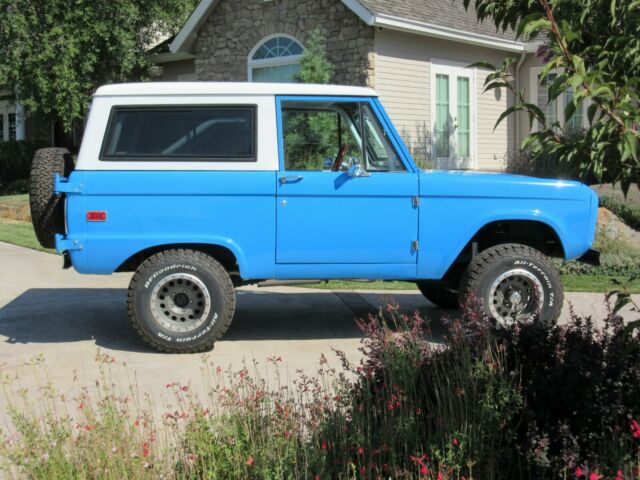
438, 218, 566, 282
116, 242, 243, 278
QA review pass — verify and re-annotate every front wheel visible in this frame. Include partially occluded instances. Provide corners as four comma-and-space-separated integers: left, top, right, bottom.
127, 249, 236, 353
458, 243, 563, 326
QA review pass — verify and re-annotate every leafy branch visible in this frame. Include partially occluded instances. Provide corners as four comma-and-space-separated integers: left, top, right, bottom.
465, 0, 640, 193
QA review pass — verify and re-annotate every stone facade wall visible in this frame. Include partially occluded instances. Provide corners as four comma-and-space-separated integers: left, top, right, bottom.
194, 0, 375, 87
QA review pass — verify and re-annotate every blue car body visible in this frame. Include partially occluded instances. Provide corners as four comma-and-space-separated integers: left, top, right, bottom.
56, 94, 598, 281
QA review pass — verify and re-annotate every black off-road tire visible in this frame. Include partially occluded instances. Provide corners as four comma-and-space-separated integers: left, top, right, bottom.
416, 281, 460, 309
127, 249, 236, 353
459, 243, 563, 326
29, 148, 74, 248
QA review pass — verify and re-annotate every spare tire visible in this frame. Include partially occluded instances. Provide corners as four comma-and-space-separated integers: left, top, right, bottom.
29, 148, 74, 248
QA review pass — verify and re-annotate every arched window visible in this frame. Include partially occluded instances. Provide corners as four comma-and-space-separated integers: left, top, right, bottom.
248, 35, 304, 83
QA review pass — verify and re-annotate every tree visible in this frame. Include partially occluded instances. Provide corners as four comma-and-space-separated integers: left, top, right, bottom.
0, 0, 198, 132
283, 29, 337, 170
464, 0, 639, 193
296, 28, 334, 85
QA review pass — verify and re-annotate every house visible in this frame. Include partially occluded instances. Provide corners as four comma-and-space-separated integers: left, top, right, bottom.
0, 90, 26, 142
153, 0, 586, 172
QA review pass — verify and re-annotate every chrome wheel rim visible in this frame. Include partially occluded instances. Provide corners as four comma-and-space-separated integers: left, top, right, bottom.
149, 273, 211, 333
488, 268, 543, 325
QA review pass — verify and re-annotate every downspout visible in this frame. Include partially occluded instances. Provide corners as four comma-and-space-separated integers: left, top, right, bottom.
513, 49, 527, 159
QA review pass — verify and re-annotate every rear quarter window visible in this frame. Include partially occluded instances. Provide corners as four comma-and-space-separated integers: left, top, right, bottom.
100, 106, 256, 161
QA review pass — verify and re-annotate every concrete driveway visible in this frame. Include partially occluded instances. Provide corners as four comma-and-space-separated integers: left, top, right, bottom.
1, 241, 638, 426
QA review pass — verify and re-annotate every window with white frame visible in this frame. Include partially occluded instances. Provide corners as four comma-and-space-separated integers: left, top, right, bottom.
248, 35, 304, 83
0, 99, 25, 142
530, 68, 585, 134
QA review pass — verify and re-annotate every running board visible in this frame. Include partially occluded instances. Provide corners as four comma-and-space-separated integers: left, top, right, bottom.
255, 279, 385, 288
256, 280, 325, 287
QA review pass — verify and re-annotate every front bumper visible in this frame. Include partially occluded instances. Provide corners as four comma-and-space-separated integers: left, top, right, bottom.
577, 248, 601, 266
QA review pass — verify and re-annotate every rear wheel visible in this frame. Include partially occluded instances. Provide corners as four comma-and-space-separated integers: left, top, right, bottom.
458, 243, 563, 326
416, 281, 459, 309
127, 249, 236, 353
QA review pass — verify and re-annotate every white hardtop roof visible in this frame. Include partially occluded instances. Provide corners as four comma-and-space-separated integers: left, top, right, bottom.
94, 82, 378, 98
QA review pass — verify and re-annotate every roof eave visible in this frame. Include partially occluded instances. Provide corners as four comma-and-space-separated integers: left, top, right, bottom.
374, 14, 526, 52
341, 0, 526, 53
170, 0, 220, 54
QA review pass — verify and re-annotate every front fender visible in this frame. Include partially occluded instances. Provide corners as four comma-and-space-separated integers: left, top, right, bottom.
417, 198, 593, 280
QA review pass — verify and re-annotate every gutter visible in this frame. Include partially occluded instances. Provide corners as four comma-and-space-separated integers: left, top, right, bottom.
340, 0, 526, 53
514, 50, 527, 155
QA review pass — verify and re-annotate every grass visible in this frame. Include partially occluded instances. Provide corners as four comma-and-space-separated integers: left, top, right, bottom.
0, 218, 54, 253
305, 277, 640, 294
0, 193, 28, 208
561, 274, 640, 293
301, 280, 418, 290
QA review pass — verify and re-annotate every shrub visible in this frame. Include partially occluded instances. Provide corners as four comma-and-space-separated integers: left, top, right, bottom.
601, 195, 640, 231
504, 310, 640, 477
0, 140, 48, 183
555, 230, 640, 277
307, 302, 523, 479
0, 179, 29, 196
2, 303, 639, 479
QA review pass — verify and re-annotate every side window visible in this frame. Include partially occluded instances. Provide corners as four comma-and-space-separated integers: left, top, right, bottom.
101, 106, 256, 161
281, 101, 405, 172
282, 101, 363, 171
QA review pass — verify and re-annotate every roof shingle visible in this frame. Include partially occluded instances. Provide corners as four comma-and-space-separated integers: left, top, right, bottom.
356, 0, 516, 40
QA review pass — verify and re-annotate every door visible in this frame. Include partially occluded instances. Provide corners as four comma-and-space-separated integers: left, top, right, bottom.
275, 98, 419, 265
432, 63, 474, 169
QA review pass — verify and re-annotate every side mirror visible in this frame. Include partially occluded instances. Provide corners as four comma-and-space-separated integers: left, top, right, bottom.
347, 159, 371, 178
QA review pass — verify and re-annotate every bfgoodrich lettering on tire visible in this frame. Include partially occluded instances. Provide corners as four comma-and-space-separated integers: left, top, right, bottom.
459, 243, 563, 326
127, 249, 235, 353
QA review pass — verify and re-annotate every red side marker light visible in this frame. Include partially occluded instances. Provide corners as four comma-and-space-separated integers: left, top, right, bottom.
86, 211, 107, 222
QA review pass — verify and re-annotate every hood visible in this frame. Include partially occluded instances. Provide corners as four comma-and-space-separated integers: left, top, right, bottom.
419, 170, 594, 202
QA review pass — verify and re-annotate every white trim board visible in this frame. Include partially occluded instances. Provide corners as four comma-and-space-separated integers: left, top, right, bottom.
429, 60, 478, 170
171, 0, 528, 55
170, 0, 220, 54
341, 0, 526, 52
247, 33, 304, 82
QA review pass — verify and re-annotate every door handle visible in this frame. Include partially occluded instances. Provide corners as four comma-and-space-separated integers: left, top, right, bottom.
279, 175, 304, 184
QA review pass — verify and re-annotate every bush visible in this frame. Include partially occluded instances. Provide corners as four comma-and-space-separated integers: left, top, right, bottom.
2, 303, 640, 479
601, 195, 640, 231
0, 179, 29, 196
504, 311, 640, 477
555, 229, 640, 276
0, 140, 48, 184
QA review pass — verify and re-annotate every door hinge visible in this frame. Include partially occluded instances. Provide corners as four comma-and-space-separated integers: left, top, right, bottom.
411, 240, 419, 251
411, 196, 420, 207
55, 233, 83, 254
54, 174, 84, 194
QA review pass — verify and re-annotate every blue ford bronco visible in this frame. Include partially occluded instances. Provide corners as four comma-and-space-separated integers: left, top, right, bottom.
28, 83, 599, 353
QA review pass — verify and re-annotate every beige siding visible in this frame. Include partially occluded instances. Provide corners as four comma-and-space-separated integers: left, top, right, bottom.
374, 29, 517, 171
517, 53, 545, 144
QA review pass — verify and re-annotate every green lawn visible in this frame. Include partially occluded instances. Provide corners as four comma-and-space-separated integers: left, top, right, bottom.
0, 193, 28, 208
0, 218, 55, 253
301, 277, 639, 294
0, 204, 637, 294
